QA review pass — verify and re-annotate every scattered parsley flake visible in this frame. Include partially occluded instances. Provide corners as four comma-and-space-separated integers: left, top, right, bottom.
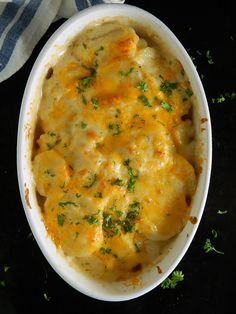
57, 214, 65, 226
0, 280, 6, 288
43, 293, 51, 301
161, 100, 172, 112
75, 193, 81, 199
83, 173, 97, 188
82, 43, 87, 49
111, 178, 123, 186
137, 80, 148, 92
3, 266, 10, 273
217, 210, 228, 215
94, 192, 103, 198
81, 94, 87, 105
91, 98, 99, 110
211, 229, 218, 238
161, 270, 184, 289
80, 121, 87, 129
138, 95, 152, 107
94, 46, 104, 56
185, 88, 193, 97
108, 123, 121, 135
206, 50, 214, 64
120, 67, 135, 76
99, 247, 112, 255
203, 238, 224, 255
58, 201, 78, 208
124, 159, 137, 192
160, 79, 177, 96
81, 76, 92, 87
83, 215, 99, 225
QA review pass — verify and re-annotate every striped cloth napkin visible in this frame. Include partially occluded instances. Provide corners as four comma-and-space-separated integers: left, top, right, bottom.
0, 0, 124, 82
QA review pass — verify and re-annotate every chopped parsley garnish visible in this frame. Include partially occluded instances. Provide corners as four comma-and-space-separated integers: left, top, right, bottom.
4, 266, 10, 273
94, 46, 104, 56
102, 212, 119, 237
217, 209, 228, 215
44, 169, 55, 177
99, 247, 112, 255
111, 178, 123, 186
57, 214, 65, 226
76, 86, 84, 93
82, 43, 87, 49
46, 134, 61, 150
91, 98, 99, 110
94, 192, 103, 198
185, 88, 193, 97
115, 210, 123, 217
124, 159, 137, 192
120, 67, 135, 76
161, 100, 172, 112
43, 293, 51, 302
126, 210, 139, 221
108, 123, 120, 135
48, 131, 56, 137
129, 201, 141, 210
206, 50, 214, 64
83, 173, 97, 188
58, 201, 78, 208
83, 215, 99, 225
211, 229, 218, 238
81, 94, 87, 105
82, 65, 97, 77
80, 121, 87, 129
138, 95, 152, 107
0, 280, 6, 288
120, 219, 135, 233
203, 238, 224, 255
161, 270, 184, 289
80, 76, 92, 87
137, 80, 148, 92
160, 79, 177, 96
75, 193, 81, 198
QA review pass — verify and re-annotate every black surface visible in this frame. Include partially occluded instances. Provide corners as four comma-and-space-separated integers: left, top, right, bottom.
0, 2, 235, 313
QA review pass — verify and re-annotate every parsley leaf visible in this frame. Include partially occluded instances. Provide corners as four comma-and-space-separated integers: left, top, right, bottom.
111, 178, 123, 186
161, 270, 184, 289
206, 50, 214, 64
83, 215, 99, 225
120, 67, 135, 76
137, 80, 148, 92
95, 46, 104, 56
91, 98, 99, 110
99, 247, 112, 255
57, 214, 65, 226
217, 209, 228, 215
58, 201, 78, 208
83, 173, 97, 188
160, 79, 177, 96
124, 159, 137, 192
161, 100, 172, 112
80, 121, 87, 129
203, 238, 224, 255
138, 95, 152, 107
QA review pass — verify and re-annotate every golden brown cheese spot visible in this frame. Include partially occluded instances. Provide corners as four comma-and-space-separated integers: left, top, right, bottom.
33, 19, 198, 282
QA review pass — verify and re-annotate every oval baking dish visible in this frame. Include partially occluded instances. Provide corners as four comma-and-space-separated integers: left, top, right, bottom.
17, 4, 212, 301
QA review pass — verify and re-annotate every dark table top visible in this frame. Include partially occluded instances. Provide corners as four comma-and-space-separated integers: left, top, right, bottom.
0, 1, 235, 313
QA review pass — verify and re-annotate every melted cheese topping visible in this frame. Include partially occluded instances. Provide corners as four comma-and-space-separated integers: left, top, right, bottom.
33, 19, 197, 282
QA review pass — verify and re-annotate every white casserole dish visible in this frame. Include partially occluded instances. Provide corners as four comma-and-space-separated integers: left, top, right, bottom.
17, 4, 212, 301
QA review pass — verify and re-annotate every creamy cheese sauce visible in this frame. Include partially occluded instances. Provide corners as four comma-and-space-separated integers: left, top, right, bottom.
32, 18, 198, 282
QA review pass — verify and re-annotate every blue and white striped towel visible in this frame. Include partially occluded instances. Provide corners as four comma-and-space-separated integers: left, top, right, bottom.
0, 0, 124, 82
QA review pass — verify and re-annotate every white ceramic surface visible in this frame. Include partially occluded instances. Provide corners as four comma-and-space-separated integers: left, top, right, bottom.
17, 4, 212, 301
